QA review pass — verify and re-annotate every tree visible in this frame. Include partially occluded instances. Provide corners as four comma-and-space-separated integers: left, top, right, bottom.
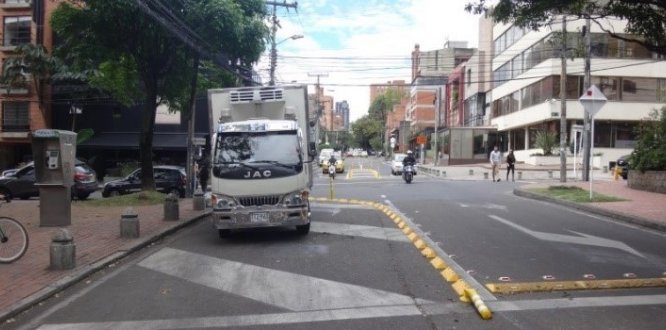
466, 0, 666, 56
50, 0, 267, 190
534, 130, 557, 156
1, 44, 60, 116
351, 115, 383, 151
631, 108, 666, 172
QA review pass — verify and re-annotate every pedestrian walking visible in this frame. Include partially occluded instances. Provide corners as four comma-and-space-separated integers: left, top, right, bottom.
197, 153, 210, 192
506, 149, 516, 182
489, 146, 502, 182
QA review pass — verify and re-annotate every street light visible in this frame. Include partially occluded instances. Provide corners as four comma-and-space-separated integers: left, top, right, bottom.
269, 34, 304, 86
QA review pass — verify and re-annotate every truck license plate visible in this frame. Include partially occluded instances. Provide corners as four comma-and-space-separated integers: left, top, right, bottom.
250, 212, 269, 223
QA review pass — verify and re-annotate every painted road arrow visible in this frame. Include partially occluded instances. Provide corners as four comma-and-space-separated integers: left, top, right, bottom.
488, 215, 645, 258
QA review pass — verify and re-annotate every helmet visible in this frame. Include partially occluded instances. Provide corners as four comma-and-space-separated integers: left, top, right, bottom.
407, 150, 413, 154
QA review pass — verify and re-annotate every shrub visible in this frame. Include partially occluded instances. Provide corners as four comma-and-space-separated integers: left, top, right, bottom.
631, 108, 666, 172
535, 130, 557, 156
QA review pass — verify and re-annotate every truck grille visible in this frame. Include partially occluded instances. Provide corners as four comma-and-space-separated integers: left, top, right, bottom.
229, 89, 284, 103
238, 195, 281, 206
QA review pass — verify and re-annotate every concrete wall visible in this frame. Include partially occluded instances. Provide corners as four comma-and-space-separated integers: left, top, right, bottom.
628, 170, 666, 194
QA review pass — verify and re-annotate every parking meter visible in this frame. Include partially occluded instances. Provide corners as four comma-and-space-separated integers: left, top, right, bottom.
31, 129, 77, 227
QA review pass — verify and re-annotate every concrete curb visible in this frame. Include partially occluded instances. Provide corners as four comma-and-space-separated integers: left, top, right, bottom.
513, 188, 666, 233
0, 210, 211, 324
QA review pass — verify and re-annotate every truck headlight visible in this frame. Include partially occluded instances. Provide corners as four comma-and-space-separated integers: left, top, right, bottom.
283, 190, 306, 207
212, 194, 236, 210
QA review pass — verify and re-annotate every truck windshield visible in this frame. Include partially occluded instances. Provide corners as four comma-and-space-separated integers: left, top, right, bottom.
214, 130, 301, 165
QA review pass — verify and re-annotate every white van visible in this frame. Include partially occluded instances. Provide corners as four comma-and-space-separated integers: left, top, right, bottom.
318, 148, 334, 165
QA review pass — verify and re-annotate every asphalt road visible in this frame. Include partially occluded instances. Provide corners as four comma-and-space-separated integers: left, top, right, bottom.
7, 157, 666, 329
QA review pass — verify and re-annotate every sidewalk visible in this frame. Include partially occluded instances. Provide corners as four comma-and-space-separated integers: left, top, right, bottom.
0, 199, 210, 323
2, 167, 665, 324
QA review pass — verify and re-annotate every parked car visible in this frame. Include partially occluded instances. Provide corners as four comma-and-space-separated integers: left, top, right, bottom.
0, 160, 98, 200
1, 168, 18, 177
318, 148, 334, 165
616, 154, 630, 180
102, 165, 186, 198
391, 153, 407, 175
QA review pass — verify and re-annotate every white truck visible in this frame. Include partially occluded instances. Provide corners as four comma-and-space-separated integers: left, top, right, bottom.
207, 84, 317, 237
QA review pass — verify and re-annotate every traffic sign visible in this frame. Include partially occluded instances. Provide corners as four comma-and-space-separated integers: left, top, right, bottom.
579, 84, 607, 117
192, 137, 206, 146
416, 135, 427, 145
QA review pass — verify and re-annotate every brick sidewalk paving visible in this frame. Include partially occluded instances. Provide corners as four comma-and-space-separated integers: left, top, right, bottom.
0, 199, 208, 321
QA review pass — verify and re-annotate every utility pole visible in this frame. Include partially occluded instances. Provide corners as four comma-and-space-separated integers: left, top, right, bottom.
559, 16, 567, 182
308, 72, 329, 142
582, 16, 592, 181
267, 1, 297, 86
434, 86, 442, 166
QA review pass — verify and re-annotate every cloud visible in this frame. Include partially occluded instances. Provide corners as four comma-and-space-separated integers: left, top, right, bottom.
257, 0, 481, 122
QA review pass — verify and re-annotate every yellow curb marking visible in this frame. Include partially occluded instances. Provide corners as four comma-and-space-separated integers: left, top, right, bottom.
402, 227, 413, 235
407, 232, 419, 242
430, 257, 447, 270
414, 239, 427, 250
465, 288, 492, 320
486, 277, 666, 294
442, 267, 460, 282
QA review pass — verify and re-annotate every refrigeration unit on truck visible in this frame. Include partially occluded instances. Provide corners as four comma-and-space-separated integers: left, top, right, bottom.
207, 84, 317, 237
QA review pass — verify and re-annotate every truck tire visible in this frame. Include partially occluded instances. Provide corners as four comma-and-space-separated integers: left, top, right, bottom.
218, 229, 231, 238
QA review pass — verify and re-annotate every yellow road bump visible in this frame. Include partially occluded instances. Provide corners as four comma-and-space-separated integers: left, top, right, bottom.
390, 213, 399, 221
486, 277, 666, 295
452, 280, 472, 302
402, 226, 413, 235
392, 217, 401, 224
465, 288, 492, 320
442, 267, 460, 283
430, 257, 448, 270
397, 221, 406, 229
414, 239, 428, 250
421, 247, 437, 259
407, 232, 419, 242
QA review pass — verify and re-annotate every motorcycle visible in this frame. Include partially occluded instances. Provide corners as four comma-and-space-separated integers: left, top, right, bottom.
403, 163, 414, 183
328, 163, 336, 179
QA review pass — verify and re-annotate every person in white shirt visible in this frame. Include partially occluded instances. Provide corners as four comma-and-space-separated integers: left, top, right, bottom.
489, 146, 502, 182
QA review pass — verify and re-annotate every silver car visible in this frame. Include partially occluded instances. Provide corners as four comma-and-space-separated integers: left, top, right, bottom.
391, 153, 406, 175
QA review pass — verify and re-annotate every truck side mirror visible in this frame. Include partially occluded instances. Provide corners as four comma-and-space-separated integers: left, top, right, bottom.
308, 142, 317, 158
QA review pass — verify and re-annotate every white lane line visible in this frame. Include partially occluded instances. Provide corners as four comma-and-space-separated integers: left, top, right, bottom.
488, 214, 645, 258
488, 294, 666, 311
311, 222, 410, 243
137, 248, 435, 312
36, 303, 463, 330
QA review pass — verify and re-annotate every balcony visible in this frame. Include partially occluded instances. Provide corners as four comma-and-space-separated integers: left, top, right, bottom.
0, 0, 31, 9
0, 84, 29, 95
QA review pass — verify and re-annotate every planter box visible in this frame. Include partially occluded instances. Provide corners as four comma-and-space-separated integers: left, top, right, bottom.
628, 170, 666, 194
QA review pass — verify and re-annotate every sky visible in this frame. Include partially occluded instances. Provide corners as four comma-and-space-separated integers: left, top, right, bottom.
255, 0, 483, 122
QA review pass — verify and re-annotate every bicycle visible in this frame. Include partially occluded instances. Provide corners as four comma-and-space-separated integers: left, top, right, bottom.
0, 195, 29, 263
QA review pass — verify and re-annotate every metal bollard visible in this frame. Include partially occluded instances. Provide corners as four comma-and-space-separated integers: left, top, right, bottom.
548, 170, 553, 179
603, 166, 608, 173
483, 172, 489, 180
120, 207, 139, 238
518, 171, 523, 180
469, 169, 474, 176
193, 189, 205, 211
164, 193, 180, 221
50, 228, 75, 270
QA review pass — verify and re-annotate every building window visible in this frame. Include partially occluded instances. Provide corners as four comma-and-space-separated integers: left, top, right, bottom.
2, 102, 30, 132
3, 16, 31, 46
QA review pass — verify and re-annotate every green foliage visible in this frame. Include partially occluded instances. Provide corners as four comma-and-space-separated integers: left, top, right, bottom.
530, 186, 625, 203
465, 0, 666, 56
351, 115, 383, 150
76, 128, 95, 145
535, 130, 557, 156
50, 0, 268, 189
631, 108, 666, 172
80, 190, 168, 207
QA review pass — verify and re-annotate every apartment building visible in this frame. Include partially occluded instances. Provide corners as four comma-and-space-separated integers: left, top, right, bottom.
489, 16, 666, 167
408, 42, 474, 150
335, 100, 349, 131
370, 80, 409, 152
0, 0, 60, 168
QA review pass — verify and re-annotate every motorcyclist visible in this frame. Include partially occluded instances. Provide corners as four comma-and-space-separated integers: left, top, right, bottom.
328, 154, 337, 167
403, 150, 416, 167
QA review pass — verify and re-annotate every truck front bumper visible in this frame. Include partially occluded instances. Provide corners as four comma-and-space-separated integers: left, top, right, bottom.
212, 206, 310, 230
